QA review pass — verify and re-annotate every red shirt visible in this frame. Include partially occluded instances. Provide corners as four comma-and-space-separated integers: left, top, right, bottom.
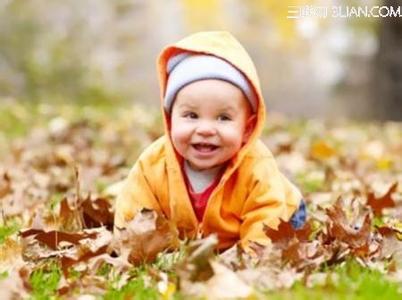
182, 167, 222, 222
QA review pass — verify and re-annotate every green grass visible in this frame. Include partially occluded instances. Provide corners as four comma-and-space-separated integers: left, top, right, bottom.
0, 220, 20, 244
102, 260, 185, 300
0, 101, 130, 140
0, 104, 33, 138
266, 260, 401, 300
48, 193, 64, 212
29, 261, 61, 300
104, 276, 160, 300
295, 171, 325, 194
3, 258, 398, 300
0, 271, 8, 280
153, 245, 187, 272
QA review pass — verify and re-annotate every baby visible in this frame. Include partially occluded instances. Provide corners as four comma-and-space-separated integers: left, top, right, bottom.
115, 31, 305, 251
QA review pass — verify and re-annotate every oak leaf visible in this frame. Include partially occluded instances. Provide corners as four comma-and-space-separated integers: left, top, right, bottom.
367, 182, 398, 216
114, 209, 179, 265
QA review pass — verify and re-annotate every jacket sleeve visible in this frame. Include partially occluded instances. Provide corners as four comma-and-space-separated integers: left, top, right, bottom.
239, 157, 302, 250
114, 159, 162, 230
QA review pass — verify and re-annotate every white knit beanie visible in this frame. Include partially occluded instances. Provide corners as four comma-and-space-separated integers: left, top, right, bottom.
164, 53, 257, 113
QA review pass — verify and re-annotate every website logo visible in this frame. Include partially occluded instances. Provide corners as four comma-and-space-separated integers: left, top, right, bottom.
287, 5, 401, 19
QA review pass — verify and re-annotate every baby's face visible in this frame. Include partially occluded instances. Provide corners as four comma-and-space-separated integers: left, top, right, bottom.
170, 79, 254, 171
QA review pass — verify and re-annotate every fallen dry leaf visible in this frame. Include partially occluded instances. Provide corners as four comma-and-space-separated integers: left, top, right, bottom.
264, 220, 312, 246
367, 182, 398, 216
20, 229, 98, 250
81, 195, 114, 230
113, 209, 179, 265
326, 198, 372, 250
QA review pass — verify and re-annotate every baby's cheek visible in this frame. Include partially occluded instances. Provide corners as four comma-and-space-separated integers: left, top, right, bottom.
224, 130, 244, 148
171, 128, 190, 149
177, 127, 189, 139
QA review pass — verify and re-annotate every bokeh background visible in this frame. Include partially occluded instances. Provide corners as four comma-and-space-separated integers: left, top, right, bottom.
0, 0, 401, 120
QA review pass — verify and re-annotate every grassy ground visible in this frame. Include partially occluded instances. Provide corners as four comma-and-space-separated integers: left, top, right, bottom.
0, 101, 401, 299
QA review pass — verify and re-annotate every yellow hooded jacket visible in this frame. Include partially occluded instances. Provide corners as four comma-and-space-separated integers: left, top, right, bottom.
114, 31, 302, 250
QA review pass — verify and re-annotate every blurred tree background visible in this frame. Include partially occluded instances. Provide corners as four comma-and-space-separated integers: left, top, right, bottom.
0, 0, 400, 120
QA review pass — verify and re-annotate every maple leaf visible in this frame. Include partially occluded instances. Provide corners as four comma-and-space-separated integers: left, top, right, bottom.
367, 182, 398, 216
261, 218, 329, 271
264, 220, 312, 246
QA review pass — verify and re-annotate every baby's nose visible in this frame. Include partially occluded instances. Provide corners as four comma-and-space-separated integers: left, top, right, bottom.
196, 121, 216, 135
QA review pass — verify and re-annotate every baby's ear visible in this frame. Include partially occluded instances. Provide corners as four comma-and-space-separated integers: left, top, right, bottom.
242, 114, 257, 143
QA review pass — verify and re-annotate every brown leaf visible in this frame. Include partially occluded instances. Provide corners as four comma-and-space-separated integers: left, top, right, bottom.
60, 245, 108, 276
367, 182, 398, 216
377, 225, 402, 237
58, 227, 113, 276
20, 229, 98, 250
282, 240, 328, 270
59, 195, 85, 231
82, 195, 114, 230
264, 220, 312, 247
326, 198, 372, 254
114, 209, 179, 265
21, 226, 112, 276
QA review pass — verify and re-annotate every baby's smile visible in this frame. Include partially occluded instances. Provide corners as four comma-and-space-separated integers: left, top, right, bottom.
192, 142, 219, 151
191, 142, 220, 157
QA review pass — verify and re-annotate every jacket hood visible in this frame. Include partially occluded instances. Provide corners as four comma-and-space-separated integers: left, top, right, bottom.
157, 31, 266, 172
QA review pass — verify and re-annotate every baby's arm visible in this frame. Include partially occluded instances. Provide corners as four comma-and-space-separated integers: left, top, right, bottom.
114, 159, 162, 230
239, 158, 302, 250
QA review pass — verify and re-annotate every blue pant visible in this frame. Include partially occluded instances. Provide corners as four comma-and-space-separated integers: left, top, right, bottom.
290, 200, 307, 229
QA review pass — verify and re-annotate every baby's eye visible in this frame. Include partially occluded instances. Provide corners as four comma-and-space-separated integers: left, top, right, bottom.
183, 112, 198, 119
218, 114, 231, 121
